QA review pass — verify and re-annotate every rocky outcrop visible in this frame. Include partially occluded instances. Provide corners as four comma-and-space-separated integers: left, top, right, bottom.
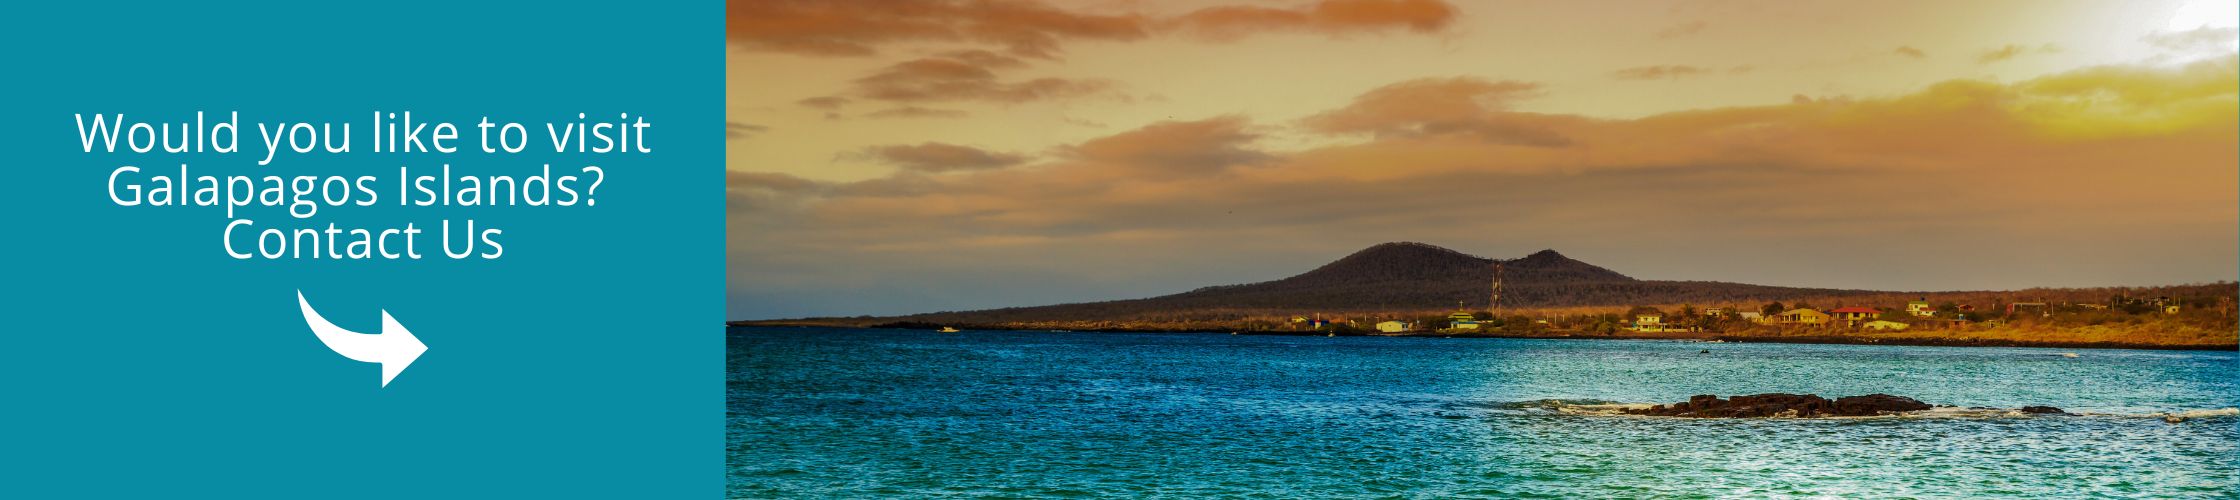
1623, 393, 1934, 418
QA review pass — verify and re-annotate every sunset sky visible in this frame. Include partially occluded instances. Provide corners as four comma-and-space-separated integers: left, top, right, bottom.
726, 0, 2239, 319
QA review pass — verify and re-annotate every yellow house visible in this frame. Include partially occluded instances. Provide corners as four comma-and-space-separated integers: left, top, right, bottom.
1636, 313, 1663, 326
1376, 321, 1409, 333
1862, 320, 1910, 331
1779, 308, 1829, 325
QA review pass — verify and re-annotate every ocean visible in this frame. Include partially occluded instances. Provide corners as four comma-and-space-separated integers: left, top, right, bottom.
727, 327, 2238, 498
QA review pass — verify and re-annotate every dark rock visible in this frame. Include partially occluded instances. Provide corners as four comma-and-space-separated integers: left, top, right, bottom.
1625, 393, 1934, 418
1831, 394, 1932, 415
2018, 406, 2067, 415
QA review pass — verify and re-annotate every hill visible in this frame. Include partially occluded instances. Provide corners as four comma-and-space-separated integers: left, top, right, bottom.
833, 242, 1881, 325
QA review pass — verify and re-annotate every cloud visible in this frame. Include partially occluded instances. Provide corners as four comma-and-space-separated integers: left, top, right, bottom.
938, 49, 1027, 69
2145, 26, 2240, 54
728, 170, 822, 193
1977, 44, 2058, 64
849, 56, 1114, 103
796, 96, 851, 110
1977, 45, 2026, 63
729, 0, 1460, 59
1168, 0, 1460, 41
726, 0, 1147, 59
865, 106, 971, 119
731, 59, 2239, 318
856, 142, 1029, 172
1894, 45, 1926, 59
1303, 77, 1574, 146
1065, 116, 1272, 175
1612, 64, 1749, 80
1656, 20, 1707, 39
725, 170, 825, 214
726, 122, 769, 139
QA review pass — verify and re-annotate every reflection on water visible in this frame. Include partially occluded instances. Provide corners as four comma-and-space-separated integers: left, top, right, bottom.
728, 328, 2238, 498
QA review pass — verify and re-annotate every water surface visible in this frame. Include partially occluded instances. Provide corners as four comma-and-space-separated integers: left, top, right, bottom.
728, 327, 2238, 498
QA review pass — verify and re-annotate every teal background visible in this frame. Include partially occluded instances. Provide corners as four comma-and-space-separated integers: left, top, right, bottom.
1, 2, 721, 497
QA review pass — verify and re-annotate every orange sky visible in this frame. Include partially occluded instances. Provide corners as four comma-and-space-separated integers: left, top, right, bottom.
726, 0, 2239, 319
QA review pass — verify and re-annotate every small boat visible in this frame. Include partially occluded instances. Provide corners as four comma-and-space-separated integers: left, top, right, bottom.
938, 327, 960, 333
2060, 352, 2080, 358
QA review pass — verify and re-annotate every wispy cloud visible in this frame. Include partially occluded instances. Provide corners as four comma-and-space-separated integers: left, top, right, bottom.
726, 122, 769, 139
1656, 20, 1707, 39
1978, 43, 2059, 64
852, 142, 1029, 173
729, 0, 1461, 59
864, 106, 970, 119
1611, 64, 1750, 81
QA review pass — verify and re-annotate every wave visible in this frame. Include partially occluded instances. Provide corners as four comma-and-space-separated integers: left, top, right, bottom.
1486, 400, 2239, 420
2086, 407, 2240, 420
1903, 407, 2240, 420
1485, 399, 1652, 416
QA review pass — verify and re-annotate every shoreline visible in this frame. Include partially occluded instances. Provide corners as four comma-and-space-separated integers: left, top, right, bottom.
727, 321, 2238, 352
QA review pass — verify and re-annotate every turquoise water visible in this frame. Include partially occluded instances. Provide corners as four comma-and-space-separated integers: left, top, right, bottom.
728, 327, 2239, 498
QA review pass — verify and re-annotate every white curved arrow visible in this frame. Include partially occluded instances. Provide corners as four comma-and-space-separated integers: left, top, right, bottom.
298, 290, 428, 387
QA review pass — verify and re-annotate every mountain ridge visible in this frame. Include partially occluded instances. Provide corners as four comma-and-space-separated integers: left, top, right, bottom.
874, 241, 1878, 324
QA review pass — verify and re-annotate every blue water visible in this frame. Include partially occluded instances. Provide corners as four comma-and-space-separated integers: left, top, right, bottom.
728, 328, 2239, 498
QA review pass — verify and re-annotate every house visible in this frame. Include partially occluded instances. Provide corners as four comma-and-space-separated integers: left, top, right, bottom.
1635, 313, 1664, 326
1445, 311, 1481, 330
1703, 307, 1731, 317
1905, 299, 1934, 317
1829, 307, 1879, 327
1862, 320, 1910, 331
1376, 321, 1409, 333
1737, 311, 1765, 323
1778, 308, 1829, 325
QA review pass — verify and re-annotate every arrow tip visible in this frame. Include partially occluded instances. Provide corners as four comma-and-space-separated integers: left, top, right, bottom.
379, 310, 429, 388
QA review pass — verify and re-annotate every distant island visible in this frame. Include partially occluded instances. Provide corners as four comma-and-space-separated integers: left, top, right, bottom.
735, 242, 2239, 351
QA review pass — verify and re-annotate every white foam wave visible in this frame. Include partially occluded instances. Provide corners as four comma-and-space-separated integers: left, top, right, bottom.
1494, 401, 2240, 420
2079, 407, 2240, 419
